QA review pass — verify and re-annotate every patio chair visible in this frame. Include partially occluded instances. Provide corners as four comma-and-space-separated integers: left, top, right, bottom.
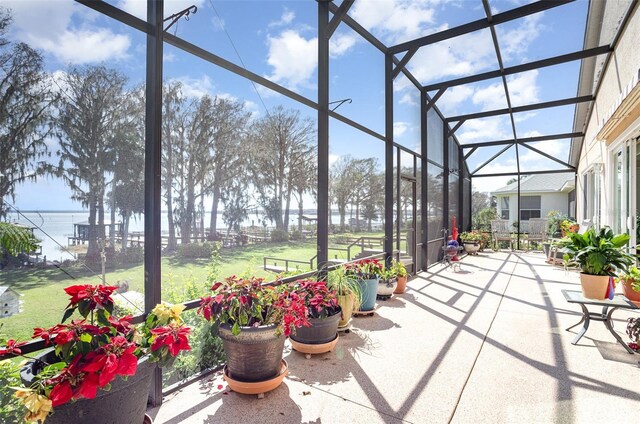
490, 219, 513, 251
525, 219, 548, 251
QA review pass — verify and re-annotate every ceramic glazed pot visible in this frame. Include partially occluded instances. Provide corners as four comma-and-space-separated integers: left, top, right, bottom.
291, 307, 341, 345
218, 323, 285, 382
580, 273, 609, 300
621, 280, 640, 306
356, 278, 378, 311
337, 294, 354, 327
21, 351, 154, 424
463, 242, 480, 255
394, 276, 407, 294
377, 278, 397, 296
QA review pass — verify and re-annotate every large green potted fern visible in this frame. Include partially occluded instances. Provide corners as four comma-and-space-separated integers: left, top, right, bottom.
561, 227, 634, 300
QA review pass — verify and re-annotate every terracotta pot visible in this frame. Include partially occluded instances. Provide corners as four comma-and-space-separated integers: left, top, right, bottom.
356, 278, 378, 311
337, 294, 354, 327
21, 351, 154, 424
377, 278, 397, 296
394, 276, 407, 294
218, 323, 285, 382
224, 360, 288, 395
291, 307, 341, 345
580, 273, 609, 300
621, 279, 640, 306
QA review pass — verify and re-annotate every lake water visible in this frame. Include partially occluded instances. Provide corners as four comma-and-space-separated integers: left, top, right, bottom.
6, 211, 382, 260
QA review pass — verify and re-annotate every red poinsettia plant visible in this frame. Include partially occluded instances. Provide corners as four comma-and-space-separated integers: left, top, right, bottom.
344, 258, 384, 280
198, 276, 309, 337
287, 279, 339, 319
0, 284, 191, 423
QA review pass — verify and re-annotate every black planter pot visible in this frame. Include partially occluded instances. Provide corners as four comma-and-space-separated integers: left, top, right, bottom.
20, 350, 154, 424
290, 307, 341, 345
218, 323, 285, 382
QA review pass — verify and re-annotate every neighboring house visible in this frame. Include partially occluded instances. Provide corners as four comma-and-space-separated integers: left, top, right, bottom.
492, 173, 575, 226
0, 287, 20, 318
575, 2, 640, 245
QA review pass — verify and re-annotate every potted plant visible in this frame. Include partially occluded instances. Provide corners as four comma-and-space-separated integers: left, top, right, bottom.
1, 284, 191, 424
560, 219, 579, 237
327, 267, 361, 328
344, 259, 383, 312
288, 280, 341, 353
377, 266, 398, 298
460, 231, 482, 255
626, 317, 639, 353
198, 276, 307, 385
392, 260, 408, 294
616, 266, 640, 307
561, 227, 634, 300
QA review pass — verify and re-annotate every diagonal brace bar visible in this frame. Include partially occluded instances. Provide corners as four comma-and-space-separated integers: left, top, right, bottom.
327, 0, 354, 38
472, 143, 513, 175
392, 47, 418, 79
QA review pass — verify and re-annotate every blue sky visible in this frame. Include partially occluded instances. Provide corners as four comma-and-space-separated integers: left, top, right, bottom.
2, 0, 589, 210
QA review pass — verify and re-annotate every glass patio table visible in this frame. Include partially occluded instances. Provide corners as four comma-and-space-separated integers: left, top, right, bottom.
562, 289, 639, 353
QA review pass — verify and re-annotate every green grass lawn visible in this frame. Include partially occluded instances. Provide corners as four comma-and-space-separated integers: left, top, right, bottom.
0, 233, 415, 341
0, 240, 319, 341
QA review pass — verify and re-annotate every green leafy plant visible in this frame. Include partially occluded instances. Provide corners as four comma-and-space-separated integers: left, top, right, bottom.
460, 231, 483, 243
560, 219, 578, 234
0, 285, 191, 423
546, 210, 569, 236
198, 276, 309, 337
344, 259, 384, 280
561, 227, 634, 276
0, 222, 40, 257
287, 280, 338, 319
390, 259, 407, 278
327, 267, 362, 311
617, 266, 640, 292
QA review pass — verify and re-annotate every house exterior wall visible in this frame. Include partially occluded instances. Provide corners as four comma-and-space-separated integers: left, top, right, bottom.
0, 291, 20, 317
495, 192, 569, 226
577, 3, 640, 228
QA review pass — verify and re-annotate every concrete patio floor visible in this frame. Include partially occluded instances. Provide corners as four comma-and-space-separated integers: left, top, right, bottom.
149, 251, 640, 423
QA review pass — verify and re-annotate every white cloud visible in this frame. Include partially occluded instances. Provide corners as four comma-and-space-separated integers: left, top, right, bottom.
507, 70, 540, 107
265, 29, 356, 90
268, 8, 295, 28
394, 121, 409, 137
36, 29, 130, 64
351, 0, 436, 45
329, 154, 340, 166
437, 85, 474, 114
472, 83, 506, 111
457, 116, 512, 144
266, 30, 317, 90
211, 16, 225, 32
7, 1, 131, 65
118, 0, 205, 20
498, 14, 544, 61
329, 33, 357, 57
399, 92, 419, 107
170, 75, 214, 98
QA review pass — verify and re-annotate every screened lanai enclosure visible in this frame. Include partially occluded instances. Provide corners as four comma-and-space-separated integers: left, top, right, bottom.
3, 0, 631, 408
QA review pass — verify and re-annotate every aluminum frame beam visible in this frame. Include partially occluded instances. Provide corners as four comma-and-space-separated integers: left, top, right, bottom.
462, 132, 584, 148
474, 169, 578, 177
445, 95, 594, 122
423, 45, 611, 92
388, 0, 573, 54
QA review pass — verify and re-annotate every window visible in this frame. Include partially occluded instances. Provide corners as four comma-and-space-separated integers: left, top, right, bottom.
584, 166, 602, 228
500, 197, 509, 219
520, 196, 541, 221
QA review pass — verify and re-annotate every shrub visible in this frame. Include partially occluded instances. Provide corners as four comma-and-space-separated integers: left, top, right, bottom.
176, 242, 215, 259
270, 229, 289, 242
472, 207, 498, 231
289, 230, 303, 241
116, 245, 144, 265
